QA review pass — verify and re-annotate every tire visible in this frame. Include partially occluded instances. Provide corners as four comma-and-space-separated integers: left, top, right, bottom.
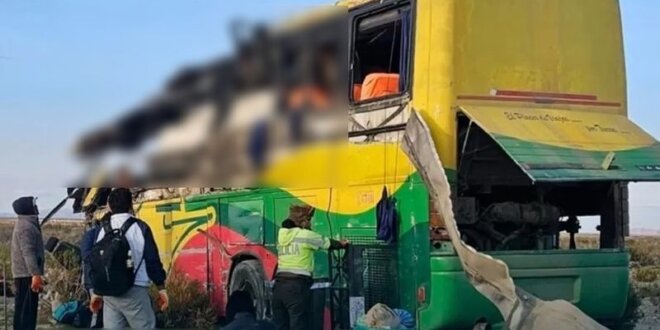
229, 259, 268, 319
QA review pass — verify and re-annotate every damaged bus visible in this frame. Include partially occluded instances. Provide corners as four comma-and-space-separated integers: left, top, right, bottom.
71, 0, 660, 329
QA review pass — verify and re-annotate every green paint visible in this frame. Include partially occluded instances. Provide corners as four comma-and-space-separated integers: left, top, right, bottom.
155, 203, 181, 212
418, 250, 630, 329
492, 135, 660, 182
145, 171, 629, 329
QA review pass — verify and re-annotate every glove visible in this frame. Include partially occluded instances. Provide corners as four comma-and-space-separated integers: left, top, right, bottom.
30, 275, 44, 293
89, 294, 103, 314
157, 290, 169, 311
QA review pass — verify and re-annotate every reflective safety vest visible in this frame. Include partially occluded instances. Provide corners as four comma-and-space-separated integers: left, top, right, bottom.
277, 227, 331, 277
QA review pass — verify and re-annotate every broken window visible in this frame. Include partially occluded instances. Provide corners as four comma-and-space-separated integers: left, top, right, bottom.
351, 5, 411, 103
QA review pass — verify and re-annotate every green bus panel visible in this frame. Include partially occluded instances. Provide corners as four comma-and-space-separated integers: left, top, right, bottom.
418, 250, 630, 329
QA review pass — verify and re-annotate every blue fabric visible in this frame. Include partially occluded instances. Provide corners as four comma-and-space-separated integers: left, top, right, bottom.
394, 309, 415, 329
376, 187, 398, 244
248, 120, 269, 170
81, 225, 101, 290
137, 220, 167, 287
53, 301, 81, 324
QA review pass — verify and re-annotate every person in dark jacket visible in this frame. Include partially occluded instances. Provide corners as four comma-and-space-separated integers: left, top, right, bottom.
84, 188, 168, 328
222, 290, 275, 330
11, 196, 44, 330
80, 213, 109, 328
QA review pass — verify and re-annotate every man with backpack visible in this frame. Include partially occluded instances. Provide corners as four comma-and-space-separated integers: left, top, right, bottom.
84, 188, 169, 328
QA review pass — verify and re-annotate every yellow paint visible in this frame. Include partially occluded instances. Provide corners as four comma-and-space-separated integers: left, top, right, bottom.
410, 0, 627, 172
460, 106, 656, 152
262, 141, 414, 214
262, 0, 631, 212
335, 0, 374, 9
452, 0, 626, 114
136, 199, 216, 269
82, 188, 99, 208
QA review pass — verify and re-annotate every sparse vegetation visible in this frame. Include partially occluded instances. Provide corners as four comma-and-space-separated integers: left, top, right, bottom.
633, 267, 660, 283
629, 238, 660, 267
150, 269, 217, 329
38, 251, 88, 324
1, 220, 218, 329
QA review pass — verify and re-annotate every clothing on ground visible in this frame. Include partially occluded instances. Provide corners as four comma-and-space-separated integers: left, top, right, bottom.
11, 214, 44, 278
102, 286, 156, 328
14, 277, 39, 330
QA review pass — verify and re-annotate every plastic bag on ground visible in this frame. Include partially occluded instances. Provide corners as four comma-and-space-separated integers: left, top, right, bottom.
363, 303, 401, 329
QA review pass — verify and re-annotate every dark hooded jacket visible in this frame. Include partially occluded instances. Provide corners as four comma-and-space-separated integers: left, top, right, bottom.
11, 196, 45, 278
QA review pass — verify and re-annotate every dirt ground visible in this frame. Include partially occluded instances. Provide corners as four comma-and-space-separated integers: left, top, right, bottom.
0, 296, 12, 329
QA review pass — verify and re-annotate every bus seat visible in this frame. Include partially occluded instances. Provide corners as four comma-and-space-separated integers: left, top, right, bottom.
353, 84, 363, 102
360, 73, 400, 101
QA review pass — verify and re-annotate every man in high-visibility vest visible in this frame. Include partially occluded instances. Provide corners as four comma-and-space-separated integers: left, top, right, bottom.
272, 205, 348, 330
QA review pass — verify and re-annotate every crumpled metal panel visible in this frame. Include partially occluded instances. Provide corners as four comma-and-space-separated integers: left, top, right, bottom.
460, 106, 660, 182
402, 111, 606, 330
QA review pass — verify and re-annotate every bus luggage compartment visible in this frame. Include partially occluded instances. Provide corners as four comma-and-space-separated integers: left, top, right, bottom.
420, 249, 629, 329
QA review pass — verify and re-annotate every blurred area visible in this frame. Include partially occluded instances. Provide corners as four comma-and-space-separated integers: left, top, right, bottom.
72, 6, 349, 188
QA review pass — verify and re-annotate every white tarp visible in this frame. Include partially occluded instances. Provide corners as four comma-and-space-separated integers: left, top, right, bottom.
401, 111, 606, 330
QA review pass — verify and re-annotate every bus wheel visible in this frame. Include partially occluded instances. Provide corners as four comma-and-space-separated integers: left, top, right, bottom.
229, 259, 268, 319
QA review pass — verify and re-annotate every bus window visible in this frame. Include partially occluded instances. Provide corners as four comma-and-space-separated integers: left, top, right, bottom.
351, 5, 411, 104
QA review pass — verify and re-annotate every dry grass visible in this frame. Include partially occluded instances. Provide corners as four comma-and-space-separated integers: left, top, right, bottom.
628, 237, 660, 267
1, 220, 217, 329
150, 270, 217, 329
45, 252, 87, 304
559, 235, 601, 250
632, 267, 660, 283
0, 221, 86, 278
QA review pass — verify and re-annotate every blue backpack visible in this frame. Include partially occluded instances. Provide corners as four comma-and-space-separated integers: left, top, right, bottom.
53, 300, 96, 328
53, 301, 81, 324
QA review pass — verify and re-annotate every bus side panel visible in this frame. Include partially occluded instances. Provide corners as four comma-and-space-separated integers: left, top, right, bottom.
137, 203, 173, 269
419, 251, 629, 329
397, 179, 432, 318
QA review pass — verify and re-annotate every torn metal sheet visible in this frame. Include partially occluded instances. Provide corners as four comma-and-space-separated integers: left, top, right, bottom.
401, 111, 606, 330
458, 106, 660, 182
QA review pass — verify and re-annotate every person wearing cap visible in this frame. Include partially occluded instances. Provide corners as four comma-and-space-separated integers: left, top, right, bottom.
11, 196, 45, 330
272, 204, 348, 330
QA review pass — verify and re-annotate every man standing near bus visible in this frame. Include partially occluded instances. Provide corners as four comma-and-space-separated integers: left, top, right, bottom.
273, 205, 348, 330
86, 188, 169, 328
11, 196, 44, 330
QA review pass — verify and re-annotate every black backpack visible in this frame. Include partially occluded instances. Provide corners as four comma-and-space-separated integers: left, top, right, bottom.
89, 217, 141, 296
